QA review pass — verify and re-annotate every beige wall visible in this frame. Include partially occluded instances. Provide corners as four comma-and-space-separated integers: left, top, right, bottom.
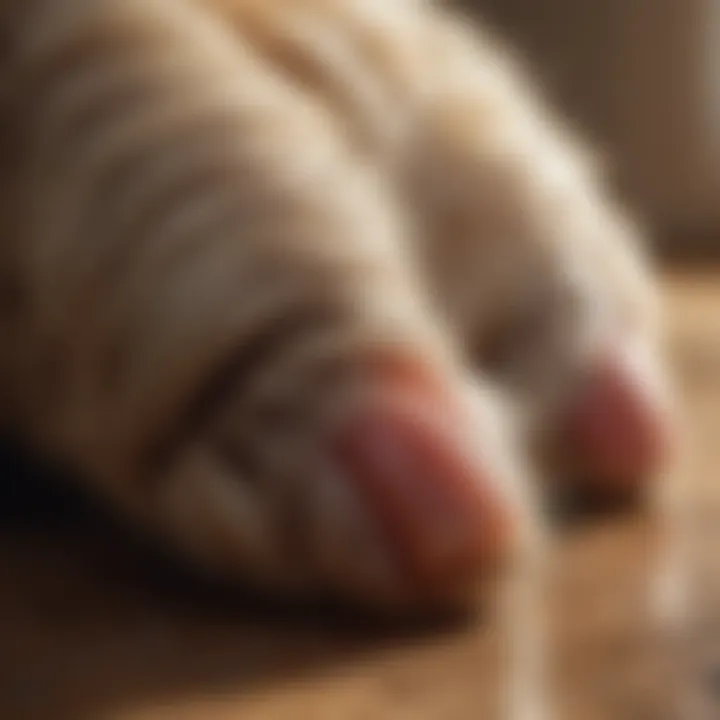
455, 0, 720, 253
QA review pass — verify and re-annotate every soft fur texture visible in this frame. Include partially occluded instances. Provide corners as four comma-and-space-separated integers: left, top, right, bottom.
0, 0, 671, 613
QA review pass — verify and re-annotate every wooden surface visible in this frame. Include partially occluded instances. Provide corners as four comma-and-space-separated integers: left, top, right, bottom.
1, 271, 718, 720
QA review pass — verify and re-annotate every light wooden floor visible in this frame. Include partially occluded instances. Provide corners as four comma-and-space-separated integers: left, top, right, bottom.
0, 272, 718, 720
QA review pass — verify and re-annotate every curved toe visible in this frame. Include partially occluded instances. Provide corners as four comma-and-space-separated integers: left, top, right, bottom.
328, 359, 515, 608
560, 343, 675, 494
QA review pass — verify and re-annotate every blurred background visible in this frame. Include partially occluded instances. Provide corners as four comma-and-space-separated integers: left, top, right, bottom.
458, 0, 720, 260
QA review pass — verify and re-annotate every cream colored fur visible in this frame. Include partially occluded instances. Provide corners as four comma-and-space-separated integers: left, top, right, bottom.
0, 0, 539, 610
0, 0, 668, 615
